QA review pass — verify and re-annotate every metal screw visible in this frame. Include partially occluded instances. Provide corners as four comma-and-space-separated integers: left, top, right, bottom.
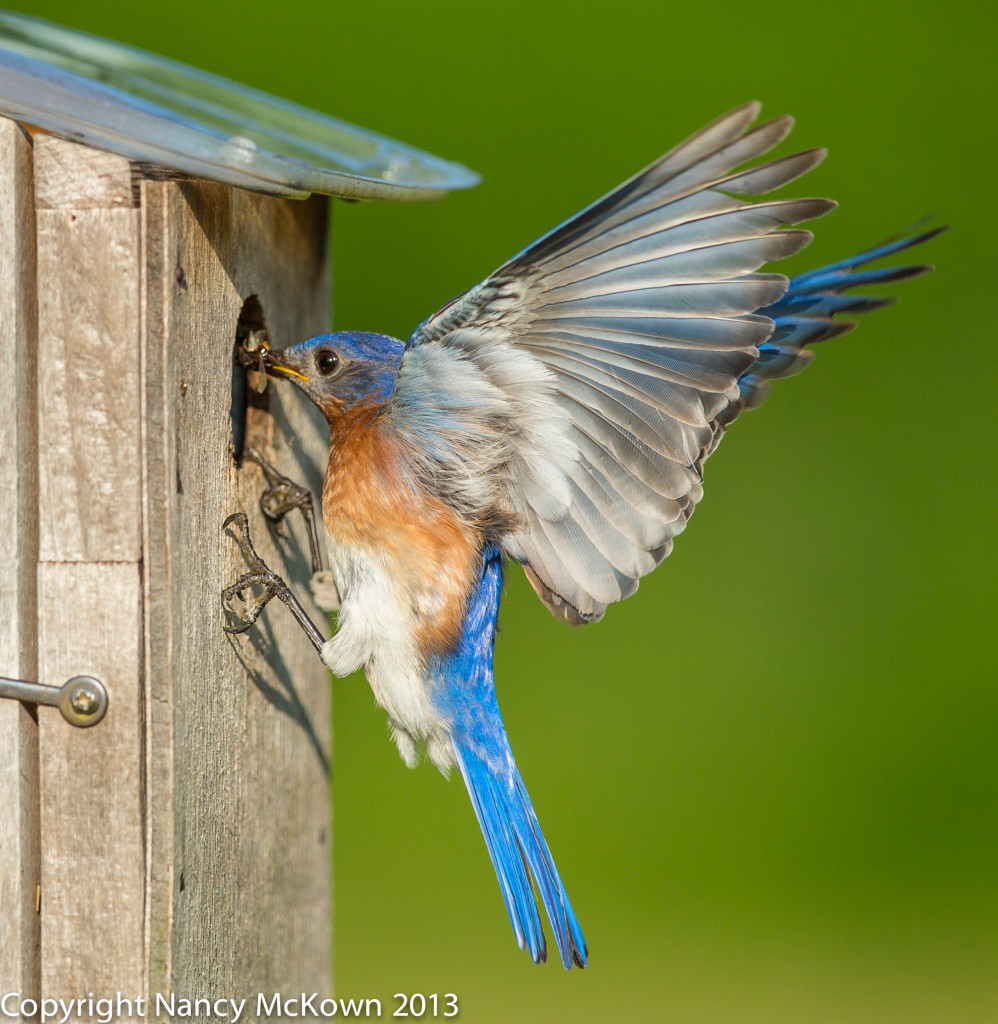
70, 687, 99, 716
0, 673, 108, 728
59, 675, 108, 728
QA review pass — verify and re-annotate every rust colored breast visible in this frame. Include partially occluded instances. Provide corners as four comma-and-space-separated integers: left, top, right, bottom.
323, 407, 481, 657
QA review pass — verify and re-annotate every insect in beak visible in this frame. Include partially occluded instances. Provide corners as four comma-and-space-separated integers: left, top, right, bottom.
235, 331, 307, 389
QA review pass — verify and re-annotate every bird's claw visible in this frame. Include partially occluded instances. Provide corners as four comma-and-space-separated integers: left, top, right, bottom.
221, 569, 283, 633
221, 511, 326, 652
221, 511, 289, 633
243, 447, 324, 574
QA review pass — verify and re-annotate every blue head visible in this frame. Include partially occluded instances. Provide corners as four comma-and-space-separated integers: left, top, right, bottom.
262, 331, 405, 421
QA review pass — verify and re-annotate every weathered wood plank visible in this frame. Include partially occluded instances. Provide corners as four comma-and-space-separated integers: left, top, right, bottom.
138, 174, 177, 1002
34, 134, 136, 210
35, 139, 142, 563
26, 130, 332, 1006
34, 139, 147, 1000
37, 562, 145, 998
0, 116, 41, 1021
141, 179, 332, 1004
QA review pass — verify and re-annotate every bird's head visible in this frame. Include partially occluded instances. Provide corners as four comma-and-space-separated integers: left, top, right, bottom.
249, 331, 405, 422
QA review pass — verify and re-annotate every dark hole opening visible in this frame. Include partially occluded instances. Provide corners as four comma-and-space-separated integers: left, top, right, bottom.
231, 295, 269, 461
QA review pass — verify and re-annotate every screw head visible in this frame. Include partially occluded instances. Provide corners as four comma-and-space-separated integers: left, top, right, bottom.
59, 676, 108, 727
70, 687, 99, 716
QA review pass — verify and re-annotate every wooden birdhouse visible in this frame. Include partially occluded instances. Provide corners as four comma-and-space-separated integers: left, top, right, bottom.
0, 11, 477, 1011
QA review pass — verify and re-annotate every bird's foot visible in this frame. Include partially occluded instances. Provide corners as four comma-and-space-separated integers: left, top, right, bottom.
221, 512, 326, 653
243, 446, 324, 574
221, 511, 285, 633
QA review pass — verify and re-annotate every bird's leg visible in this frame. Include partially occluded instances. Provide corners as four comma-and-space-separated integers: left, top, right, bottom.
243, 446, 324, 575
221, 512, 326, 654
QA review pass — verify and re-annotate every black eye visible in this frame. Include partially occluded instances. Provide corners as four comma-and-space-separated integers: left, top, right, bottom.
316, 349, 339, 376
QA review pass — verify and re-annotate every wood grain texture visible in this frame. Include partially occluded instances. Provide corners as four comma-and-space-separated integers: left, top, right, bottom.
0, 116, 41, 1021
34, 135, 136, 210
25, 128, 332, 1006
35, 143, 142, 562
32, 138, 147, 1003
34, 140, 142, 565
141, 179, 333, 1005
139, 175, 176, 1002
37, 562, 145, 998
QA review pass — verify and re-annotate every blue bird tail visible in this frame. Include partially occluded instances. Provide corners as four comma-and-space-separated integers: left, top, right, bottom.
716, 224, 946, 428
432, 545, 587, 968
452, 725, 588, 968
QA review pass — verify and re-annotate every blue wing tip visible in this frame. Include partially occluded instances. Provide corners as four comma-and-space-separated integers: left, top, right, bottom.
798, 221, 948, 283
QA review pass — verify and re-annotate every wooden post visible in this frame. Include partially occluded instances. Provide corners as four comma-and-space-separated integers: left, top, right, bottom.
1, 119, 332, 1014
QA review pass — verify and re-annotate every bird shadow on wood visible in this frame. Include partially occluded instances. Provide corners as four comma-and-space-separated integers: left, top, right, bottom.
225, 624, 331, 779
266, 386, 328, 499
225, 427, 330, 776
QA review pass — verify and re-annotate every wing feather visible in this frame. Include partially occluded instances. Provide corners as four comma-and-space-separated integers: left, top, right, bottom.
525, 331, 758, 391
389, 104, 937, 622
540, 199, 833, 288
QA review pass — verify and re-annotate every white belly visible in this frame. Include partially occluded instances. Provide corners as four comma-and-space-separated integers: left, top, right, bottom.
319, 537, 455, 770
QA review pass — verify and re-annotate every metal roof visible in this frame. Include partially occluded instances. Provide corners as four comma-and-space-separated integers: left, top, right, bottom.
0, 10, 480, 201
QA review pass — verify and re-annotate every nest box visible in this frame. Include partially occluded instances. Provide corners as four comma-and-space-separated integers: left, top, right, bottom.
0, 11, 477, 1007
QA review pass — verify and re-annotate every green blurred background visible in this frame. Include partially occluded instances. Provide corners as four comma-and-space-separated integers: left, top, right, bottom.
22, 0, 996, 1020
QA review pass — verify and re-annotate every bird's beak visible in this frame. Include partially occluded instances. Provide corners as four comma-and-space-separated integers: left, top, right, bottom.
262, 349, 308, 383
235, 339, 308, 383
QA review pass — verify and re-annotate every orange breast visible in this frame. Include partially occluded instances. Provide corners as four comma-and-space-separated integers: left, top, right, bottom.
323, 408, 480, 657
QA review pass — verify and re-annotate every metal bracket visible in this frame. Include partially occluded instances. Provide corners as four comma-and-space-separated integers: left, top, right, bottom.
0, 674, 108, 728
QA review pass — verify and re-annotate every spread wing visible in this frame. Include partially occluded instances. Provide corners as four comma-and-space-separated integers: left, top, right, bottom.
390, 103, 836, 623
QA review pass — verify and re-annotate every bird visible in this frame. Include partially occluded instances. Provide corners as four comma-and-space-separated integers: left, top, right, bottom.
223, 102, 942, 970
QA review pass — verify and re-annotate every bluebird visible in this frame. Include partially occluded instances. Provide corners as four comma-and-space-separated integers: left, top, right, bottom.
223, 102, 942, 969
